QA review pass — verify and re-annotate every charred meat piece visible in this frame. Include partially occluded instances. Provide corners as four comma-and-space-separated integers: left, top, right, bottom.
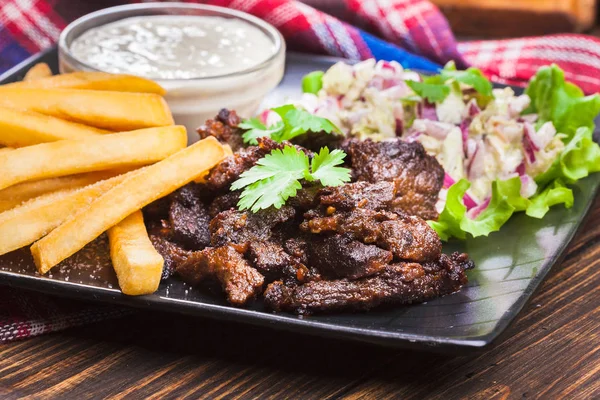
343, 139, 444, 220
246, 240, 318, 284
287, 186, 320, 210
264, 252, 471, 315
306, 234, 392, 280
210, 206, 296, 251
302, 208, 441, 263
246, 241, 296, 280
149, 234, 191, 279
283, 237, 309, 265
168, 185, 211, 250
317, 181, 396, 211
208, 191, 240, 218
143, 196, 171, 222
196, 109, 244, 152
288, 130, 345, 153
176, 245, 264, 305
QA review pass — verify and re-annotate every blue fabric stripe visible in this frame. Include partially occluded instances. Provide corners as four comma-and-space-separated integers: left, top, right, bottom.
360, 31, 441, 72
0, 41, 31, 74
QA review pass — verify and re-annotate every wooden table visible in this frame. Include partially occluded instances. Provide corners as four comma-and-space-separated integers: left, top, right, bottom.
1, 197, 599, 399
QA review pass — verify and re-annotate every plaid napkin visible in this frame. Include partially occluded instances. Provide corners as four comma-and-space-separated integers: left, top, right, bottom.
1, 0, 599, 342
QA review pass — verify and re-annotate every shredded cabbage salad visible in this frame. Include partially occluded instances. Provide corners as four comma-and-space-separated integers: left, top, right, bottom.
294, 59, 600, 240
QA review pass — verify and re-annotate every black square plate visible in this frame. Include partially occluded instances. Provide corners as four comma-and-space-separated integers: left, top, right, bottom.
1, 48, 598, 352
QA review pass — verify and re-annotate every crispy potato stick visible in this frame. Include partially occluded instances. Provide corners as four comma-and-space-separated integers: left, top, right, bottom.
0, 169, 122, 213
194, 143, 232, 183
0, 88, 174, 131
0, 172, 131, 256
0, 126, 187, 191
0, 106, 109, 147
23, 63, 52, 81
5, 71, 165, 95
32, 137, 225, 273
108, 211, 164, 295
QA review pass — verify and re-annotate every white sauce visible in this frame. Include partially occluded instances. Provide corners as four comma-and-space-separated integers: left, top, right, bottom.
69, 15, 276, 79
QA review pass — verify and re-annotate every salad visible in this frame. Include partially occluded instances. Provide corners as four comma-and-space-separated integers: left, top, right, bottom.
296, 59, 600, 240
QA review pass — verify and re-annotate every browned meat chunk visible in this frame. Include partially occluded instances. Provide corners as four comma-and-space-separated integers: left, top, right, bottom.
208, 191, 240, 217
306, 234, 392, 280
264, 252, 471, 314
149, 234, 191, 279
246, 241, 295, 279
168, 185, 211, 250
317, 181, 396, 211
196, 109, 244, 152
283, 237, 309, 265
343, 139, 444, 220
210, 206, 296, 251
176, 245, 264, 305
245, 240, 316, 283
302, 208, 441, 263
287, 186, 320, 210
143, 196, 170, 221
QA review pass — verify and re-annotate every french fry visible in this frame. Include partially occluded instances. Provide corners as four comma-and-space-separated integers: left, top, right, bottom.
32, 137, 226, 273
0, 172, 131, 256
194, 143, 232, 183
0, 126, 187, 191
23, 63, 52, 81
0, 106, 109, 147
4, 71, 165, 95
108, 211, 164, 295
0, 88, 174, 131
0, 169, 123, 213
0, 147, 13, 154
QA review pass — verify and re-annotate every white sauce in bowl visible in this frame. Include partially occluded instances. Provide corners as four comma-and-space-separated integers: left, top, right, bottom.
61, 11, 285, 140
69, 15, 276, 79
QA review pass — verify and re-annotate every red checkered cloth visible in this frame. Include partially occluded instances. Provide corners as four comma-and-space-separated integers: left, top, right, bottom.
1, 0, 599, 342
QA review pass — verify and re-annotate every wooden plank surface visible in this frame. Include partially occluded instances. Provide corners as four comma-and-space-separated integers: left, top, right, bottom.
0, 197, 599, 399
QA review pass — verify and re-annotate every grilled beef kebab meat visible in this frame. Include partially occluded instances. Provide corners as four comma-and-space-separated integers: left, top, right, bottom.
143, 109, 473, 315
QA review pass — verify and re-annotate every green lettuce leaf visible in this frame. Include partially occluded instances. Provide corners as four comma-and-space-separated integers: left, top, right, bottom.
302, 71, 324, 94
428, 177, 526, 241
535, 127, 600, 186
431, 64, 600, 241
524, 64, 600, 139
428, 179, 470, 241
526, 179, 574, 219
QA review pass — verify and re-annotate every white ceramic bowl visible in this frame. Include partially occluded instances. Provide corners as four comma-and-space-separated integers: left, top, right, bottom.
59, 2, 286, 141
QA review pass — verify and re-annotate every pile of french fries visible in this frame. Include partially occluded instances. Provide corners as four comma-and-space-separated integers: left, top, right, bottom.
0, 63, 227, 295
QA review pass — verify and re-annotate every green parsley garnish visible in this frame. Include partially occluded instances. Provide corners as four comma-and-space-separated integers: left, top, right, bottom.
406, 78, 450, 103
238, 104, 340, 145
406, 62, 492, 103
231, 146, 351, 212
440, 61, 493, 97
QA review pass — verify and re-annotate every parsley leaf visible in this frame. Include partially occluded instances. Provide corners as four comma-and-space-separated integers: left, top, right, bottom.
279, 109, 339, 142
231, 146, 309, 212
440, 61, 493, 97
238, 118, 284, 145
240, 105, 340, 144
406, 79, 450, 103
406, 62, 493, 103
231, 146, 351, 212
311, 147, 351, 187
